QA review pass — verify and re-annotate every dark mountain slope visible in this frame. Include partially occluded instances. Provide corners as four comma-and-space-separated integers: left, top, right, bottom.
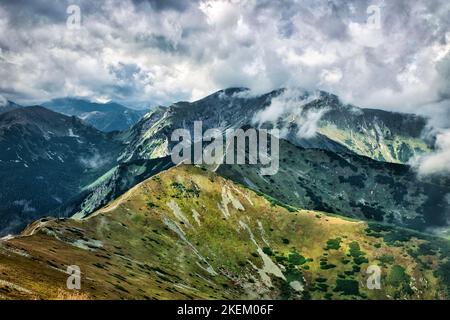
216, 135, 450, 232
53, 157, 173, 219
0, 106, 123, 235
42, 98, 147, 132
0, 100, 22, 115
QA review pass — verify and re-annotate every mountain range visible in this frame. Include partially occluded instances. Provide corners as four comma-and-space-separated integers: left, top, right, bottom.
0, 88, 449, 300
117, 88, 432, 164
42, 98, 147, 132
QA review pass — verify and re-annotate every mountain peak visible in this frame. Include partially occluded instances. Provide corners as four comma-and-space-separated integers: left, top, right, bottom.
200, 87, 251, 101
0, 105, 94, 137
42, 98, 146, 132
220, 87, 251, 95
0, 99, 22, 115
0, 105, 66, 123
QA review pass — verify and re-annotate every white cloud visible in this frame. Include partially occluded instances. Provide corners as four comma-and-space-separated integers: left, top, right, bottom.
296, 108, 330, 139
413, 129, 450, 176
252, 88, 329, 139
320, 68, 343, 84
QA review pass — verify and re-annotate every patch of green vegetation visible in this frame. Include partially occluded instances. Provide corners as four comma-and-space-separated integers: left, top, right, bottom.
262, 193, 297, 212
316, 283, 329, 292
319, 259, 337, 270
288, 251, 307, 265
334, 279, 360, 296
378, 254, 395, 265
387, 265, 414, 296
170, 182, 200, 198
280, 266, 305, 299
284, 266, 303, 283
348, 241, 369, 265
416, 242, 438, 256
388, 265, 410, 287
344, 139, 354, 146
437, 259, 450, 296
262, 247, 274, 256
325, 237, 342, 250
383, 230, 414, 245
366, 223, 422, 246
171, 182, 185, 192
352, 265, 361, 273
146, 201, 158, 208
275, 255, 287, 263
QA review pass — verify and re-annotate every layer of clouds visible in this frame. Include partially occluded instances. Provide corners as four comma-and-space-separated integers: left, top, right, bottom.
252, 88, 329, 139
412, 129, 450, 176
0, 0, 449, 124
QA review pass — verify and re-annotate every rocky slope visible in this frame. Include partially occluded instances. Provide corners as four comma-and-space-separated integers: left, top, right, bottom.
43, 98, 147, 132
0, 106, 123, 235
0, 165, 449, 300
118, 88, 432, 164
265, 90, 433, 164
315, 95, 432, 163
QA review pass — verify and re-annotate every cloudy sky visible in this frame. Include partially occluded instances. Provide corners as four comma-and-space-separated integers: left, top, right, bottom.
0, 0, 449, 127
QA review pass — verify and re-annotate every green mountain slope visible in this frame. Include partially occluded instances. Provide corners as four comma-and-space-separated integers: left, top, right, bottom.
217, 136, 450, 233
1, 165, 449, 300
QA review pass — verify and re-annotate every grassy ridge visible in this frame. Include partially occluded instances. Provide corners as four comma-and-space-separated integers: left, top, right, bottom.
0, 165, 449, 299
